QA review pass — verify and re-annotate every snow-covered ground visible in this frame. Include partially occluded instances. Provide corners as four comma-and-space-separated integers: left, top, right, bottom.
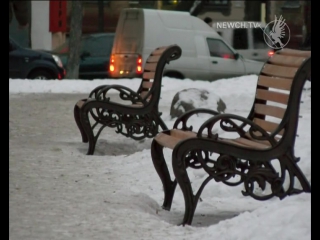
9, 75, 311, 240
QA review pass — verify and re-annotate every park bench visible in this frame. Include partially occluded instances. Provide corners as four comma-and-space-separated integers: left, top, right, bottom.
151, 48, 311, 225
74, 45, 182, 155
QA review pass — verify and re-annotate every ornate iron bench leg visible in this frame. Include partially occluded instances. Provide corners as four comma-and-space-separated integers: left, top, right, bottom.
151, 139, 177, 210
172, 147, 198, 226
74, 100, 88, 143
79, 108, 97, 155
286, 151, 311, 194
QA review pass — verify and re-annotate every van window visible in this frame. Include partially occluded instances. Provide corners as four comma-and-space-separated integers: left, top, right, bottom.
206, 38, 235, 59
233, 29, 248, 49
253, 28, 267, 49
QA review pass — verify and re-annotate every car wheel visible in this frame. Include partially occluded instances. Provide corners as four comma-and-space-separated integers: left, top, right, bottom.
28, 70, 54, 80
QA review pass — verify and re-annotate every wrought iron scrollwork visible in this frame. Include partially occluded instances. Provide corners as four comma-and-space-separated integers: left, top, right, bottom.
96, 85, 147, 104
88, 107, 160, 140
173, 108, 220, 131
181, 148, 301, 200
241, 165, 281, 200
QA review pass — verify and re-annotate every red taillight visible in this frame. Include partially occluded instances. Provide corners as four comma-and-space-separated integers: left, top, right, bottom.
136, 55, 143, 74
222, 54, 234, 59
268, 50, 274, 57
109, 55, 115, 72
58, 73, 62, 80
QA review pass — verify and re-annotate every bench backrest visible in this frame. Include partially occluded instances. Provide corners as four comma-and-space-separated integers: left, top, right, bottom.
248, 48, 311, 146
136, 45, 182, 108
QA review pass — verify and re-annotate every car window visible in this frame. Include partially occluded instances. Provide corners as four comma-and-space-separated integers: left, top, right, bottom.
82, 35, 114, 57
9, 38, 19, 52
253, 28, 267, 49
206, 38, 235, 59
233, 29, 248, 49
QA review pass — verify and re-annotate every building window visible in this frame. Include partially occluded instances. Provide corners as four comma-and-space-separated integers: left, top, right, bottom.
202, 0, 231, 15
233, 29, 248, 50
281, 0, 301, 9
252, 28, 267, 49
206, 0, 229, 5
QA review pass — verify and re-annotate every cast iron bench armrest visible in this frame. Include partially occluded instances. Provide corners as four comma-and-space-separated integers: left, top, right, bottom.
96, 84, 148, 105
197, 113, 278, 146
173, 108, 220, 131
88, 85, 110, 98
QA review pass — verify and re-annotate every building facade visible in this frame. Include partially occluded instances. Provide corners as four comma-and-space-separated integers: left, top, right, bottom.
9, 1, 310, 50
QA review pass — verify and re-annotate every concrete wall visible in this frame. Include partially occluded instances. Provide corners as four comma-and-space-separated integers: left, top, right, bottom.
31, 1, 52, 50
268, 1, 308, 48
198, 1, 245, 22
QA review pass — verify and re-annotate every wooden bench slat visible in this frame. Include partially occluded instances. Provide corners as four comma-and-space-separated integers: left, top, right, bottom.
151, 47, 168, 56
217, 137, 270, 149
147, 55, 161, 63
257, 75, 292, 90
268, 55, 307, 68
170, 129, 197, 139
244, 131, 281, 144
77, 100, 85, 108
253, 118, 284, 135
130, 103, 144, 108
256, 89, 289, 105
143, 71, 155, 80
154, 133, 181, 149
142, 81, 153, 89
140, 91, 152, 100
232, 138, 271, 149
261, 64, 297, 78
155, 130, 198, 149
144, 63, 158, 71
278, 48, 311, 58
254, 103, 286, 119
218, 138, 250, 148
157, 129, 273, 150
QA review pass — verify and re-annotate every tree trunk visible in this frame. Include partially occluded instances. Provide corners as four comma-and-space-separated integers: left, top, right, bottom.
65, 1, 83, 79
98, 0, 104, 32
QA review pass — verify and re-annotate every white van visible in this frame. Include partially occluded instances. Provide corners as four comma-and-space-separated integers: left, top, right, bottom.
109, 9, 264, 81
212, 21, 274, 62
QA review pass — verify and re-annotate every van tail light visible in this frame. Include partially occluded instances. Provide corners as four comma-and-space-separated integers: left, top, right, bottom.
268, 50, 274, 57
109, 55, 115, 72
136, 55, 143, 74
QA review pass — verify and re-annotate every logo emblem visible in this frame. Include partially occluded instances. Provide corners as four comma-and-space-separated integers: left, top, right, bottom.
263, 15, 290, 49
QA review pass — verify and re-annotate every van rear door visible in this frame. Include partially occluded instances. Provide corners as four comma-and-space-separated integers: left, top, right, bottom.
110, 9, 144, 78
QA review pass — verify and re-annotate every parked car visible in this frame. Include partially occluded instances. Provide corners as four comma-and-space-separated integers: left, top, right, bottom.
110, 8, 264, 81
9, 37, 65, 80
51, 33, 115, 79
